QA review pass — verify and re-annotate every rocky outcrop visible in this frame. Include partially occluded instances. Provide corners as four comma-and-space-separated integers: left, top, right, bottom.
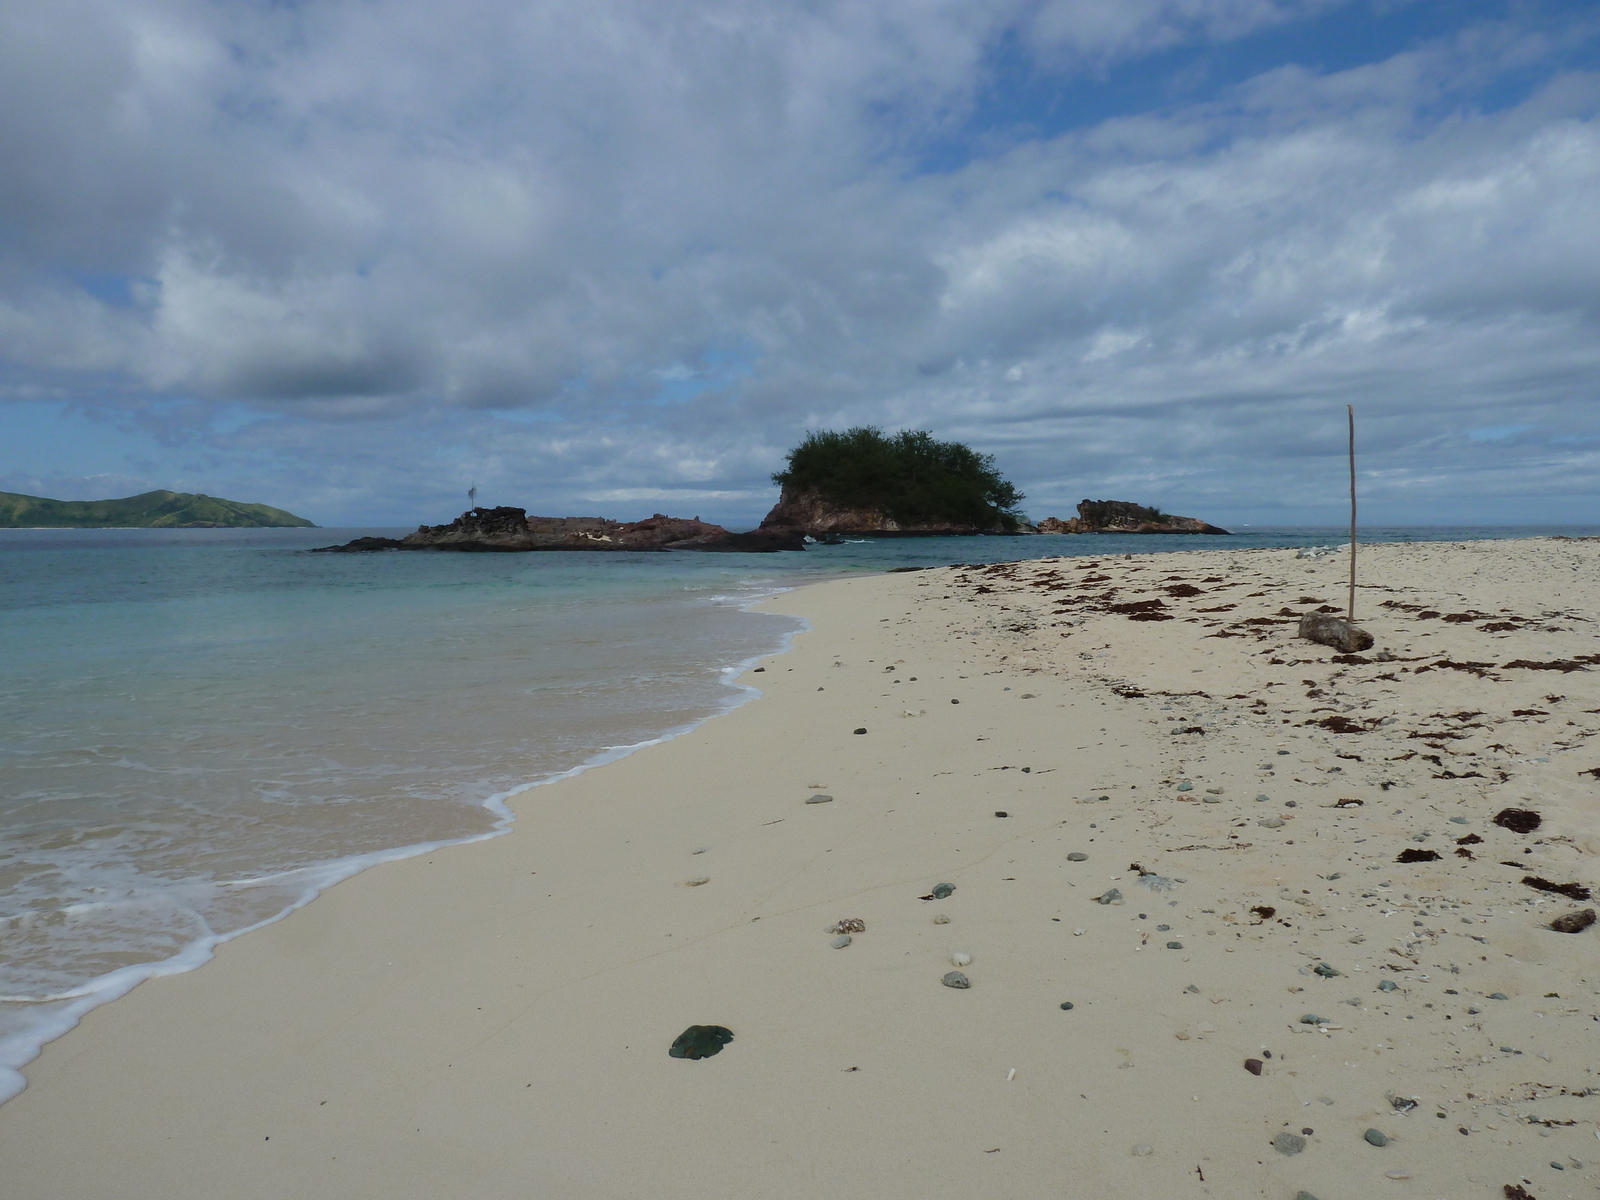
758, 484, 1026, 537
312, 508, 806, 553
1038, 500, 1229, 535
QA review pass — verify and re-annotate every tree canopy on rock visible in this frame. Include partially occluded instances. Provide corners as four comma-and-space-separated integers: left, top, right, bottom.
772, 427, 1024, 529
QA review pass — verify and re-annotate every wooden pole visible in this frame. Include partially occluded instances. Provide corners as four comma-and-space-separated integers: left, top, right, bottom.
1347, 405, 1357, 623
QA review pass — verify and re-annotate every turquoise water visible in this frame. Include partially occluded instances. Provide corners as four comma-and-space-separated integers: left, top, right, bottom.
2, 521, 1593, 1100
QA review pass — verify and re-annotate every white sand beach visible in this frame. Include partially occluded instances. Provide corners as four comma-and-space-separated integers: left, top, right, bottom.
3, 537, 1599, 1200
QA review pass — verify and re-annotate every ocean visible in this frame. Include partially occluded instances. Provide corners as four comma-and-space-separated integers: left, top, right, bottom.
2, 521, 1593, 1101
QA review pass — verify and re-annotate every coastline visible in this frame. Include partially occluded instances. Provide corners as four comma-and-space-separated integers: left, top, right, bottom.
2, 537, 1598, 1198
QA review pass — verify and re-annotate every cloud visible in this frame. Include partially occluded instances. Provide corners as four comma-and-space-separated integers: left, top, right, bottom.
0, 0, 1597, 525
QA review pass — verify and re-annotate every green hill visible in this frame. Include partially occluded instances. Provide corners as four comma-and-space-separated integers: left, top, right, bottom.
0, 490, 316, 529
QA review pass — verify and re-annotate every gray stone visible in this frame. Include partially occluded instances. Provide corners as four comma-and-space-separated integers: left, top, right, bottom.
805, 793, 834, 804
1313, 962, 1341, 977
1297, 1192, 1321, 1200
1177, 781, 1193, 792
941, 970, 970, 989
1488, 992, 1509, 1000
930, 882, 955, 899
1095, 888, 1122, 905
830, 935, 852, 949
1449, 816, 1469, 824
1067, 852, 1089, 862
1258, 817, 1285, 829
1166, 941, 1184, 950
1059, 1001, 1074, 1010
1256, 794, 1270, 801
1364, 1128, 1389, 1147
1300, 1014, 1330, 1024
1202, 796, 1222, 804
1378, 979, 1398, 992
1299, 611, 1375, 653
1273, 1131, 1307, 1156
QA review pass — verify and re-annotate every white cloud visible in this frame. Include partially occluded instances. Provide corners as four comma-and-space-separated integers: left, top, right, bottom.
0, 0, 1597, 524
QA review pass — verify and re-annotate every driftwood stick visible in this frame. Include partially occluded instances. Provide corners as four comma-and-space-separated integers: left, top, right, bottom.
1347, 404, 1356, 623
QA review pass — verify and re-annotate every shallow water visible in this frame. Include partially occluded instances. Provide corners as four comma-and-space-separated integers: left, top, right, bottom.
2, 520, 1592, 1100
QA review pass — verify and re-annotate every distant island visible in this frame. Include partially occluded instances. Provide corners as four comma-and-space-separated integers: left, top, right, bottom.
313, 508, 804, 553
760, 427, 1026, 536
1038, 499, 1229, 535
0, 490, 315, 529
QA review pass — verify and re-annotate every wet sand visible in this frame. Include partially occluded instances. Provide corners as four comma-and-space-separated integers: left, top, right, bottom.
2, 537, 1598, 1199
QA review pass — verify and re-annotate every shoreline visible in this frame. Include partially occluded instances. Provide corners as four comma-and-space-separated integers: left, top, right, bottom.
2, 537, 1597, 1198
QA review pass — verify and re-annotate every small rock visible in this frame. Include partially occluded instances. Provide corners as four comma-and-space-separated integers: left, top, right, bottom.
1131, 1144, 1154, 1157
1488, 992, 1509, 1000
685, 876, 710, 887
1244, 1058, 1264, 1075
929, 882, 955, 899
950, 951, 972, 967
1166, 941, 1183, 950
1383, 1170, 1410, 1180
1205, 787, 1223, 795
994, 811, 1008, 818
1550, 908, 1596, 933
1067, 852, 1089, 862
941, 970, 970, 989
1273, 1131, 1307, 1156
1095, 888, 1123, 905
852, 727, 867, 735
1296, 1193, 1321, 1200
1313, 962, 1341, 977
1177, 781, 1193, 792
1059, 1001, 1075, 1010
1256, 793, 1270, 802
831, 935, 852, 949
805, 794, 834, 804
1202, 796, 1222, 804
1364, 1128, 1389, 1147
668, 1024, 734, 1060
1378, 979, 1398, 992
1300, 1014, 1330, 1024
1258, 817, 1285, 829
1449, 816, 1469, 824
932, 913, 950, 924
950, 698, 960, 705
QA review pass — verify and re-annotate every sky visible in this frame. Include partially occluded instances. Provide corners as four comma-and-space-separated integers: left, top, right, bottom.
2, 0, 1597, 528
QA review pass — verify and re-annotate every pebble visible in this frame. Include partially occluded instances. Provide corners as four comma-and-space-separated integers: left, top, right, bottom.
852, 727, 867, 735
941, 970, 970, 989
1364, 1128, 1389, 1147
1060, 1001, 1075, 1010
1256, 794, 1270, 802
1488, 992, 1509, 1000
994, 811, 1008, 818
950, 952, 971, 967
1176, 781, 1193, 792
831, 935, 852, 949
1300, 1014, 1330, 1024
1258, 817, 1285, 829
1202, 796, 1222, 804
685, 876, 710, 886
805, 794, 834, 804
1449, 816, 1469, 824
1296, 1193, 1321, 1200
1273, 1131, 1307, 1156
1131, 1144, 1154, 1157
1244, 1058, 1264, 1075
1205, 787, 1223, 795
1383, 1170, 1410, 1180
932, 913, 950, 924
1067, 852, 1089, 862
1095, 888, 1123, 905
1378, 979, 1398, 992
930, 882, 955, 899
1166, 941, 1183, 950
1313, 962, 1341, 977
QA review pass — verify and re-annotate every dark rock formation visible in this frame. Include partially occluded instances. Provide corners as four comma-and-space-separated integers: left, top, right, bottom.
313, 508, 806, 554
1299, 612, 1376, 654
758, 483, 1028, 537
1038, 500, 1229, 535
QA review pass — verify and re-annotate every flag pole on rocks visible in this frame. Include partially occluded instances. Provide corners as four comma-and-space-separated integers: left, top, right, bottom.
1347, 404, 1357, 623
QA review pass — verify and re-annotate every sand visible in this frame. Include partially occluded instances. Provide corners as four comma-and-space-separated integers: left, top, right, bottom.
2, 536, 1598, 1199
